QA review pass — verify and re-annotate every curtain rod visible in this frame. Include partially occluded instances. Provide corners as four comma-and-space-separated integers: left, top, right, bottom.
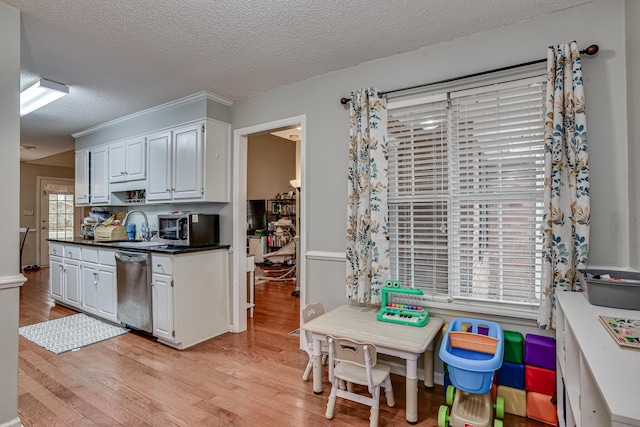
339, 44, 599, 105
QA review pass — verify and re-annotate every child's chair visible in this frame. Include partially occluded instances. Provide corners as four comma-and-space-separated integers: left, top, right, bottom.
325, 336, 395, 427
301, 302, 328, 381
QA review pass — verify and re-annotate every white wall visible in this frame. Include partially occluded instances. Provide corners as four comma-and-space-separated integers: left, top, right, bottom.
0, 3, 26, 427
232, 0, 634, 309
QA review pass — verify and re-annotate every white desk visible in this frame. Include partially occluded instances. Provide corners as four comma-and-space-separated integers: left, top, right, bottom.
302, 305, 443, 424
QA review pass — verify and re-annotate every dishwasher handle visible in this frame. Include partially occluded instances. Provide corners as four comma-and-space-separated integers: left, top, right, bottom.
115, 250, 149, 264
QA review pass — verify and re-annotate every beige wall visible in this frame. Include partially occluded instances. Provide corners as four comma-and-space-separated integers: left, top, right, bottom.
19, 162, 75, 267
247, 134, 296, 200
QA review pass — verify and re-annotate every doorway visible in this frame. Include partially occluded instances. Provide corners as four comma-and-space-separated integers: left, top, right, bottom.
37, 177, 77, 267
232, 115, 306, 333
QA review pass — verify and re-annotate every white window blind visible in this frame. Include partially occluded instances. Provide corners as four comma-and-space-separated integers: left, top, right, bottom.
387, 76, 546, 307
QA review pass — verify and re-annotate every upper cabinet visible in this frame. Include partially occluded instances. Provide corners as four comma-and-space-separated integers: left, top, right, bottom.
75, 145, 110, 206
147, 119, 230, 203
90, 145, 110, 205
75, 149, 89, 205
75, 118, 230, 206
109, 136, 146, 183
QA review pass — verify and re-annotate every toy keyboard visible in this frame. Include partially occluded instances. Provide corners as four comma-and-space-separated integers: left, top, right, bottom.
376, 280, 429, 327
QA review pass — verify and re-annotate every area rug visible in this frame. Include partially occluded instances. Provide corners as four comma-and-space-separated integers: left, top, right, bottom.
19, 313, 129, 354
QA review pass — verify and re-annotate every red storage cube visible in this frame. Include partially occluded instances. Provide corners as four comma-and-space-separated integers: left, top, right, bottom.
525, 364, 555, 395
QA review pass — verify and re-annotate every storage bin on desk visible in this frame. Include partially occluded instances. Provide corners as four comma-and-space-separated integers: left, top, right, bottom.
578, 269, 640, 310
439, 318, 504, 395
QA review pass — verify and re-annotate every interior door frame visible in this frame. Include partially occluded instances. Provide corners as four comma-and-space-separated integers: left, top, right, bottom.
36, 177, 78, 267
231, 115, 306, 333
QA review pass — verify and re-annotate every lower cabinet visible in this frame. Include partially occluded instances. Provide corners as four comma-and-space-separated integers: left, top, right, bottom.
49, 243, 118, 324
81, 263, 117, 323
151, 268, 174, 341
49, 246, 82, 310
151, 249, 229, 349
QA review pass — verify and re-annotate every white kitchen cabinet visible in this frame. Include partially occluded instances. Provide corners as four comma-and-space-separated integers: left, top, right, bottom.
151, 249, 229, 349
49, 243, 83, 309
50, 256, 64, 300
75, 149, 90, 205
81, 262, 117, 323
556, 292, 640, 427
62, 259, 82, 308
147, 119, 230, 203
89, 144, 110, 205
147, 130, 173, 202
109, 136, 146, 183
151, 270, 174, 342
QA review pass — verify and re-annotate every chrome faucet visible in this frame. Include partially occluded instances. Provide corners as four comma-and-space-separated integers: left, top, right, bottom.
123, 210, 149, 241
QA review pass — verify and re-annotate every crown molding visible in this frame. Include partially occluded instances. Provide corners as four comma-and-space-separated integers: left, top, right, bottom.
72, 91, 233, 138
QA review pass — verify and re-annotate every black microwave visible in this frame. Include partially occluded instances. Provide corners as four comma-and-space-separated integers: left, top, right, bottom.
157, 214, 219, 247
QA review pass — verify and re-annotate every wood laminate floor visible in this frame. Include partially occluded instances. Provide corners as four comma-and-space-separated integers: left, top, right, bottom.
18, 268, 549, 426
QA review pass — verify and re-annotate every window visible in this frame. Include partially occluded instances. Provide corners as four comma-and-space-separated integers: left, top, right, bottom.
48, 193, 75, 239
387, 76, 546, 308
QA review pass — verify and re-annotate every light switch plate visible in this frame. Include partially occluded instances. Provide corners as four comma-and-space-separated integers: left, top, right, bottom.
23, 209, 34, 216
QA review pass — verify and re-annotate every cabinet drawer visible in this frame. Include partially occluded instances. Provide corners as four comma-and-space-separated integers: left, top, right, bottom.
82, 247, 99, 263
152, 255, 173, 275
49, 242, 64, 256
99, 249, 117, 266
65, 245, 82, 260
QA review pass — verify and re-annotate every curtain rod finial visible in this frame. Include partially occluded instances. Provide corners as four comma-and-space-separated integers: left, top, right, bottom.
585, 44, 599, 56
340, 97, 349, 105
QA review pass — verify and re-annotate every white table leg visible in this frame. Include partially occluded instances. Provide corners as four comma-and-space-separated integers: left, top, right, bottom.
312, 337, 323, 394
423, 343, 434, 388
406, 358, 418, 424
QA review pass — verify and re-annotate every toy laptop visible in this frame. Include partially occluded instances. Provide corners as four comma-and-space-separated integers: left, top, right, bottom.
376, 280, 428, 327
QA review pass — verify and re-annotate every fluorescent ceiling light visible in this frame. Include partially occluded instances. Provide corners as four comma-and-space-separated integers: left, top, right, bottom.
20, 78, 69, 116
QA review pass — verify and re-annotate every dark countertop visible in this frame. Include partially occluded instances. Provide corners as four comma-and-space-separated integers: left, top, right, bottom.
48, 237, 231, 255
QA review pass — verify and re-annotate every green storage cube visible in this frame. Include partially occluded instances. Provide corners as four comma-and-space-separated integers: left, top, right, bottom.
503, 330, 524, 364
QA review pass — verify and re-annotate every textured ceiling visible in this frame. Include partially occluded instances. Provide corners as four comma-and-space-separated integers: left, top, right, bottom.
5, 0, 590, 162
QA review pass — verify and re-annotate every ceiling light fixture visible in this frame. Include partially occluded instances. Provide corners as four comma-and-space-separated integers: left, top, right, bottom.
20, 78, 69, 116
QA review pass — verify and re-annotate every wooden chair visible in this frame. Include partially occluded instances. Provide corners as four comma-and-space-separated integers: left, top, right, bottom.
301, 302, 328, 381
325, 336, 395, 427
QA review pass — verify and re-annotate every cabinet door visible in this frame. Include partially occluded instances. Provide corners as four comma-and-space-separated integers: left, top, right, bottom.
81, 262, 99, 314
75, 150, 90, 205
172, 123, 203, 200
108, 140, 127, 183
97, 265, 117, 322
50, 256, 64, 300
152, 272, 174, 341
90, 146, 110, 204
125, 137, 146, 181
147, 131, 173, 201
63, 259, 82, 308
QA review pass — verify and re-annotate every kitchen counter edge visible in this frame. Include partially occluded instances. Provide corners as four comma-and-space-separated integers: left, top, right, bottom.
48, 238, 231, 254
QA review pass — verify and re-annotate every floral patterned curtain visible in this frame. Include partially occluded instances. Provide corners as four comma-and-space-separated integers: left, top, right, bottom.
346, 88, 389, 304
538, 42, 590, 329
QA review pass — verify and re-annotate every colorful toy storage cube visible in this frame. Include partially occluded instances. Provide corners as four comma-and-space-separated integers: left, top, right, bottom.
496, 360, 525, 389
503, 330, 524, 364
524, 334, 556, 370
439, 318, 504, 394
527, 391, 558, 425
525, 364, 555, 396
497, 385, 527, 417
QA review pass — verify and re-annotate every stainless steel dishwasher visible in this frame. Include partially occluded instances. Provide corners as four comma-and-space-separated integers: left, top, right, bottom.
115, 250, 152, 333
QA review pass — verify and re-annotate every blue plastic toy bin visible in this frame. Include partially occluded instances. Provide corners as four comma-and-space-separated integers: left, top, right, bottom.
439, 318, 504, 394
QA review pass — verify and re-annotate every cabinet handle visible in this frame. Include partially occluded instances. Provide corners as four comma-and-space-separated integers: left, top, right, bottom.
150, 282, 155, 287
